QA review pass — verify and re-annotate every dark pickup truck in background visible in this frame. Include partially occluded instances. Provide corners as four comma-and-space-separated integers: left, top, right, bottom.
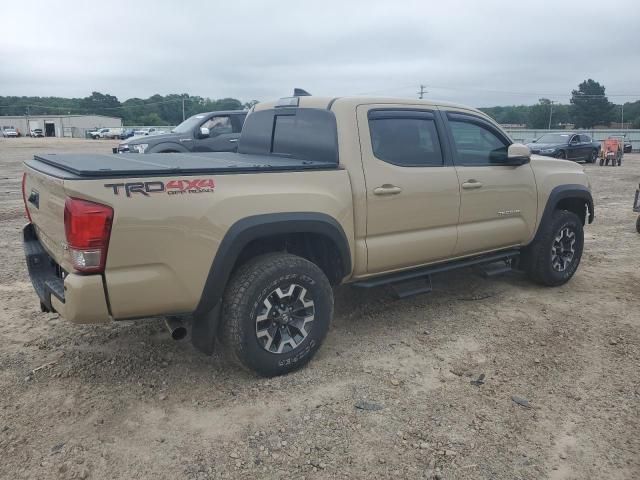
526, 132, 601, 163
114, 110, 247, 154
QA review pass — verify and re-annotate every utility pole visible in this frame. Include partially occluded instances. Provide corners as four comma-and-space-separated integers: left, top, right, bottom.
182, 96, 186, 122
418, 85, 427, 100
547, 101, 556, 130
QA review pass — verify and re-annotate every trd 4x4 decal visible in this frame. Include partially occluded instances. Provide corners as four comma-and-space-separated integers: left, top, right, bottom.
105, 179, 215, 197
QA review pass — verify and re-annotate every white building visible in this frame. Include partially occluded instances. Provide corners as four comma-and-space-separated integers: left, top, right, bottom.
0, 114, 122, 138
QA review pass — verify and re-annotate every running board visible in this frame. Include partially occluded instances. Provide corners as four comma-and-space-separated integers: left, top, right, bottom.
390, 276, 433, 299
352, 250, 520, 290
474, 259, 517, 278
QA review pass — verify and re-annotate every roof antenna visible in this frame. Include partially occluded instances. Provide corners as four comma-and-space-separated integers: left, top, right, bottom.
293, 88, 311, 97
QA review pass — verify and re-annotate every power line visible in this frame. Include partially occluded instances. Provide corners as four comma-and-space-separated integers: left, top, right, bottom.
421, 83, 640, 98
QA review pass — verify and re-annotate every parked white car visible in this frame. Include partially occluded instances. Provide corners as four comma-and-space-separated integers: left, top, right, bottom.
133, 127, 167, 136
90, 128, 122, 139
2, 127, 19, 137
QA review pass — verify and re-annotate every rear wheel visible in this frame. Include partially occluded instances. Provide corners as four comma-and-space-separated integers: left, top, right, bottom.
220, 253, 333, 377
636, 216, 640, 234
522, 210, 584, 286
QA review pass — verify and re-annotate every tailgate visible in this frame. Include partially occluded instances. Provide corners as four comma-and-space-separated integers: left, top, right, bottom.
23, 165, 70, 270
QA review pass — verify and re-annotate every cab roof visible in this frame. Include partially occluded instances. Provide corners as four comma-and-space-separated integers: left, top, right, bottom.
254, 95, 487, 117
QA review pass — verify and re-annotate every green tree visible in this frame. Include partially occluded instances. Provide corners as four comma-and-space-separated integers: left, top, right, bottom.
528, 98, 555, 129
570, 79, 613, 128
80, 92, 121, 116
138, 112, 165, 126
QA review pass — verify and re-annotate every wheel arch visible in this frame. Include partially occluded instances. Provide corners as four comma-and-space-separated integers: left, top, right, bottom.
147, 142, 189, 153
194, 212, 351, 319
531, 184, 594, 245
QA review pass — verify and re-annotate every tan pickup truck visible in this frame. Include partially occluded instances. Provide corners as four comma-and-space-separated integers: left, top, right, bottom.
22, 93, 594, 376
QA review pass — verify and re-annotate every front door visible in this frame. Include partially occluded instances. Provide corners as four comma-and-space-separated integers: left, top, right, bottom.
567, 134, 582, 160
357, 105, 461, 274
443, 110, 537, 256
192, 115, 241, 152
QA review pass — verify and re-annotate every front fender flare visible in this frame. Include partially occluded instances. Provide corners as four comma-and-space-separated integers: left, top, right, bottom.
147, 142, 189, 153
530, 184, 594, 246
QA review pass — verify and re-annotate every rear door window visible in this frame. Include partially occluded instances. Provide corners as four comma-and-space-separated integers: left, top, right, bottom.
367, 110, 444, 167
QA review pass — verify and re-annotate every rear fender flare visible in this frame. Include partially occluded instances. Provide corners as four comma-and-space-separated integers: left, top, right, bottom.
190, 212, 351, 354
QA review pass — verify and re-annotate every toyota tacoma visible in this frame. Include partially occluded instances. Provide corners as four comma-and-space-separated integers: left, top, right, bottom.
22, 93, 594, 376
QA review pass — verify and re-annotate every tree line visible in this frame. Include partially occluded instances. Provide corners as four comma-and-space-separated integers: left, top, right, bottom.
480, 79, 640, 129
1, 79, 638, 128
0, 92, 258, 126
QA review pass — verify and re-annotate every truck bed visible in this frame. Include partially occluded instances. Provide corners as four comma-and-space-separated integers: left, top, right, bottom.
26, 151, 338, 179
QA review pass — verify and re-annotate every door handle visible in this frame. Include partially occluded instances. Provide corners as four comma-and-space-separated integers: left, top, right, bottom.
462, 180, 483, 190
373, 184, 402, 195
228, 138, 238, 143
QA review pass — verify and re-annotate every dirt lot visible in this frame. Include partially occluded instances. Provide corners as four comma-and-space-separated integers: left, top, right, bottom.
0, 137, 638, 480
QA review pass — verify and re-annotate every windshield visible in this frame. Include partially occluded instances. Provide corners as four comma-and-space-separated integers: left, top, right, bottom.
172, 114, 208, 134
534, 133, 570, 144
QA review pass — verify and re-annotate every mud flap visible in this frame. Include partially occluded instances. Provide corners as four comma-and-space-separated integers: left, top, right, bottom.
191, 302, 222, 355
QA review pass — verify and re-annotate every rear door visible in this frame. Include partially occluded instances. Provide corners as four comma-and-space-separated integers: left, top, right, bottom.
442, 110, 537, 256
357, 105, 461, 274
192, 114, 242, 152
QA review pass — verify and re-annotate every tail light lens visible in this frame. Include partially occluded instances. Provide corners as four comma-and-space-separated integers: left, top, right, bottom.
64, 198, 113, 273
22, 173, 32, 223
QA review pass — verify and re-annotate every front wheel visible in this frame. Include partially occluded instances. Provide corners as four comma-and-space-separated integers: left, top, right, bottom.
220, 253, 333, 377
556, 150, 567, 160
588, 149, 598, 163
636, 215, 640, 234
522, 210, 584, 286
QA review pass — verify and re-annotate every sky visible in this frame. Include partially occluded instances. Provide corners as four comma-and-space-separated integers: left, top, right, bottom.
1, 0, 639, 107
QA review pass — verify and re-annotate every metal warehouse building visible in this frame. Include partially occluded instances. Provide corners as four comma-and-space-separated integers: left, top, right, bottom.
0, 114, 122, 138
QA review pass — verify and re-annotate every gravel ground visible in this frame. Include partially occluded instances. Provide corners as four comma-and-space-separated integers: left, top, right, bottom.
0, 137, 638, 480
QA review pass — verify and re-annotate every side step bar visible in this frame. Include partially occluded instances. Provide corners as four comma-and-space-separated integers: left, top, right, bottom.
352, 250, 520, 296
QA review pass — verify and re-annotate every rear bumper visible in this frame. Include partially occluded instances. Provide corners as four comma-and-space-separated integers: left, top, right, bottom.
23, 224, 111, 324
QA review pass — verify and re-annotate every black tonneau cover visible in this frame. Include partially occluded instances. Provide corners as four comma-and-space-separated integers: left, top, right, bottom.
29, 151, 337, 179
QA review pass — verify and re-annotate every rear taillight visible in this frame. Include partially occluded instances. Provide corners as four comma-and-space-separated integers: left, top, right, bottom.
64, 198, 113, 273
22, 173, 32, 223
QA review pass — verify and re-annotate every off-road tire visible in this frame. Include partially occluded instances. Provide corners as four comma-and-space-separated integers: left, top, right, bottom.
220, 253, 333, 377
523, 210, 584, 286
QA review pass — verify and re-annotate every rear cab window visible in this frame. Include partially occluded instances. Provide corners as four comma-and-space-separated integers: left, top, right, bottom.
238, 108, 338, 163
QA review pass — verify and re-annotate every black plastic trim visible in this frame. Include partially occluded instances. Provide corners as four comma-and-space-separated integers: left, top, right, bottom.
193, 212, 351, 317
530, 185, 594, 244
353, 249, 520, 288
147, 142, 190, 154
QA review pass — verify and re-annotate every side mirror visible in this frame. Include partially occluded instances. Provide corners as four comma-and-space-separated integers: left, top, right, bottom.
506, 143, 531, 165
199, 126, 210, 138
